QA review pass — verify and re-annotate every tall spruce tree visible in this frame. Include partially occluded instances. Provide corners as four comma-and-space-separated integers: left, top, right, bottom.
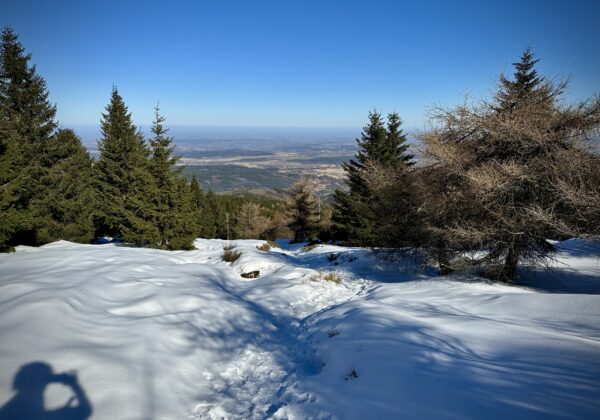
0, 27, 88, 250
1, 27, 57, 248
495, 48, 545, 112
147, 105, 195, 249
95, 87, 158, 244
332, 111, 414, 245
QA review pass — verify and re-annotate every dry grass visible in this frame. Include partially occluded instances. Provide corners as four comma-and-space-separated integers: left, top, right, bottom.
302, 243, 320, 252
256, 243, 271, 252
309, 271, 343, 285
222, 247, 242, 263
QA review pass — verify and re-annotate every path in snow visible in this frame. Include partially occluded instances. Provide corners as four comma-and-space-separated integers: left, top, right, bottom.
0, 239, 369, 419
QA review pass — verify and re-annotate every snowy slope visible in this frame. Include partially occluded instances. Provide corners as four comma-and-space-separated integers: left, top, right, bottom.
0, 239, 599, 419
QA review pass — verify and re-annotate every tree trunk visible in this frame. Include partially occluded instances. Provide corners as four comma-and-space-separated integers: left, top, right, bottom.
501, 245, 520, 282
437, 241, 453, 275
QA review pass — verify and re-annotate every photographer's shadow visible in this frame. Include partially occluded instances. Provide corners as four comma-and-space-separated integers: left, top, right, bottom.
0, 361, 92, 420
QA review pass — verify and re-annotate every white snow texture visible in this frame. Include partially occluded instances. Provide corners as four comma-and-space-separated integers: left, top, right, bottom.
0, 238, 599, 419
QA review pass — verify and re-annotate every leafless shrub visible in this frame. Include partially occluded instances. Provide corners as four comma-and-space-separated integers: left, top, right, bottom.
222, 247, 241, 263
414, 51, 600, 281
256, 243, 271, 252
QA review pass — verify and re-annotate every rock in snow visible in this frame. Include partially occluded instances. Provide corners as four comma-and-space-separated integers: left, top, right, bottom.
0, 239, 599, 419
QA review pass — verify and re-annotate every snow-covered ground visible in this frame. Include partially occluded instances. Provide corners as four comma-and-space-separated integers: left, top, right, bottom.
0, 239, 599, 419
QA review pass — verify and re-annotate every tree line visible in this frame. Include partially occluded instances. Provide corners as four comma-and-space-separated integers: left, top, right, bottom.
0, 27, 290, 251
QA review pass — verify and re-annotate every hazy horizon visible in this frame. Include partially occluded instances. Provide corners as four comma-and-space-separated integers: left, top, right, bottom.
68, 123, 371, 149
3, 0, 599, 129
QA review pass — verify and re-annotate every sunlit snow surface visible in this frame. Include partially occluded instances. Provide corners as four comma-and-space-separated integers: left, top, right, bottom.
0, 239, 599, 419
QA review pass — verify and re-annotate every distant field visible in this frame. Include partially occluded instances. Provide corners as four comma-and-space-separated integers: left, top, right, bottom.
287, 156, 354, 165
180, 164, 345, 196
180, 149, 275, 159
181, 165, 298, 192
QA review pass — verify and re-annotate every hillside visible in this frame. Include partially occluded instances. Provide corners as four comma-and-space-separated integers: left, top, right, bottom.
0, 239, 599, 419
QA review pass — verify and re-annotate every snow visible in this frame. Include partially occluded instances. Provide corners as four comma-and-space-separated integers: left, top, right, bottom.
0, 239, 599, 419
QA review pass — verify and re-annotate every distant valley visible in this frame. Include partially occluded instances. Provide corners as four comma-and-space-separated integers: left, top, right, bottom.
75, 125, 362, 197
178, 146, 355, 196
74, 124, 421, 198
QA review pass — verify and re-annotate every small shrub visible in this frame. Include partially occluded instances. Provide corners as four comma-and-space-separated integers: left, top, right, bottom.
223, 244, 236, 251
326, 253, 338, 262
266, 240, 279, 248
323, 273, 342, 284
257, 243, 271, 252
223, 248, 242, 263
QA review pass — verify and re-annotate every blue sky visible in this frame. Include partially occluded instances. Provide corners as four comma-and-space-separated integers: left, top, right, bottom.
2, 0, 599, 129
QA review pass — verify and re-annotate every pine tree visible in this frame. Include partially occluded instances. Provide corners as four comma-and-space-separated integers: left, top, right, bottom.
386, 112, 414, 165
200, 190, 220, 239
167, 177, 197, 250
495, 48, 545, 112
95, 87, 158, 244
0, 27, 57, 144
189, 175, 206, 237
31, 129, 96, 243
332, 111, 414, 245
190, 175, 205, 209
0, 27, 58, 249
147, 105, 195, 249
287, 178, 319, 243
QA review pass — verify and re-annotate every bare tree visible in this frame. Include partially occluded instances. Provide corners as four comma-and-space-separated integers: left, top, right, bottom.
235, 202, 271, 239
417, 49, 600, 281
287, 178, 320, 243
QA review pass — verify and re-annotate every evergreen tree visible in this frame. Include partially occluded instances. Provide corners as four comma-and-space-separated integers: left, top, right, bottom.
0, 27, 58, 249
189, 175, 205, 209
147, 105, 195, 249
200, 190, 220, 239
495, 48, 545, 112
0, 27, 57, 144
31, 129, 96, 244
287, 178, 319, 243
189, 175, 206, 237
332, 111, 414, 245
386, 112, 414, 165
167, 177, 196, 250
95, 87, 158, 244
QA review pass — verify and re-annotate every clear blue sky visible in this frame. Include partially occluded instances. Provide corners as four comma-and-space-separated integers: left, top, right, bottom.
2, 0, 599, 129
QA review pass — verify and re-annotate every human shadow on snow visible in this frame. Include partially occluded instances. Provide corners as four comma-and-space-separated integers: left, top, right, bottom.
0, 361, 92, 420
